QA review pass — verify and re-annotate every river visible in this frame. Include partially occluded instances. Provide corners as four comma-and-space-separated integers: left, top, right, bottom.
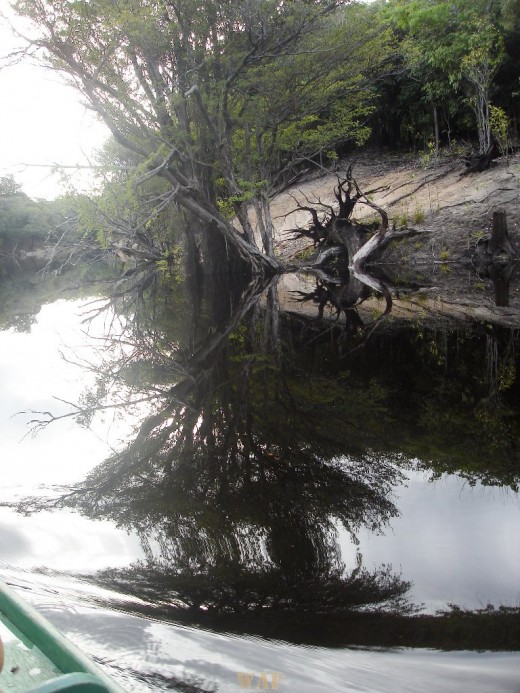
0, 262, 519, 691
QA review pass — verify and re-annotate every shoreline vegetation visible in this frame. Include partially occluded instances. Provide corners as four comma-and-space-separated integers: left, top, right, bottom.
2, 0, 519, 279
3, 148, 520, 327
1, 0, 519, 325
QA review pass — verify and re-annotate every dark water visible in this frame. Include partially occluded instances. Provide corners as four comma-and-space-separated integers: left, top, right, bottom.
0, 263, 519, 691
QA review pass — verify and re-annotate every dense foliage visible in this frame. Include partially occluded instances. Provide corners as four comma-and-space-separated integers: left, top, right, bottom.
375, 0, 520, 155
0, 175, 69, 253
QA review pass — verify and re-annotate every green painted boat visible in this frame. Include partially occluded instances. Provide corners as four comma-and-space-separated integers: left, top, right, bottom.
0, 579, 125, 692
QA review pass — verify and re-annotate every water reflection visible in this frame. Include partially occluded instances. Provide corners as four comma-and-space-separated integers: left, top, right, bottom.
489, 262, 518, 307
0, 256, 115, 332
8, 268, 518, 652
18, 273, 414, 639
291, 269, 394, 333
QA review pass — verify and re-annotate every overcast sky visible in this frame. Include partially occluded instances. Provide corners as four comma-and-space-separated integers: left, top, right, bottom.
0, 11, 109, 200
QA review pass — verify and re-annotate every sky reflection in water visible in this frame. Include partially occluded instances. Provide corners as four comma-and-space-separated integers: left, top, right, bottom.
353, 469, 520, 611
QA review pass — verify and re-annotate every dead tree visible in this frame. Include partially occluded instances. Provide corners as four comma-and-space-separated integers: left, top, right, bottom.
461, 141, 500, 175
285, 166, 388, 262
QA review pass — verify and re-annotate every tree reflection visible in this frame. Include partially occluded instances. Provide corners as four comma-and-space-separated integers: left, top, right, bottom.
20, 270, 415, 634
0, 257, 115, 332
291, 270, 394, 337
17, 269, 520, 646
401, 323, 520, 489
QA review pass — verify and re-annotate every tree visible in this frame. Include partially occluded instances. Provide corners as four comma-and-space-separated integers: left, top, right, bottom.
9, 0, 384, 274
0, 190, 63, 253
380, 0, 506, 154
0, 175, 22, 196
461, 21, 505, 153
380, 0, 460, 153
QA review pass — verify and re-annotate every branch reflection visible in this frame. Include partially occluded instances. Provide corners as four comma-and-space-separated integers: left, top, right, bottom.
17, 268, 520, 647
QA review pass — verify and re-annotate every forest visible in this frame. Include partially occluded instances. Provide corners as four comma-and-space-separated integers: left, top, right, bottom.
2, 0, 519, 274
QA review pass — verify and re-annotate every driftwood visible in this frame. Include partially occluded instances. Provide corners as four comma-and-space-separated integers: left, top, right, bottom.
287, 166, 410, 273
461, 142, 500, 175
286, 167, 393, 270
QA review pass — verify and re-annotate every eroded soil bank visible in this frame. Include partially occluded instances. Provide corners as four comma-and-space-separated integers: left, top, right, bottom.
268, 152, 520, 327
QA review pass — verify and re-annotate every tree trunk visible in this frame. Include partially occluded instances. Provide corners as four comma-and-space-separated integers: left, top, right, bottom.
164, 176, 281, 275
489, 210, 515, 257
253, 196, 275, 257
236, 206, 256, 245
329, 220, 362, 264
433, 105, 440, 156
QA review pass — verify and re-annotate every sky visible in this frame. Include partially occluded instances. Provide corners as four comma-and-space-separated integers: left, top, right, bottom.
0, 10, 109, 200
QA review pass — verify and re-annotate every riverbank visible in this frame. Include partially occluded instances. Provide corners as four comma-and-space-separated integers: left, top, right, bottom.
269, 151, 520, 326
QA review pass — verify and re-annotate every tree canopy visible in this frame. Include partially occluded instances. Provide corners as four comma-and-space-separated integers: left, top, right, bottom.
11, 0, 388, 271
6, 0, 519, 270
376, 0, 517, 153
0, 176, 68, 253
